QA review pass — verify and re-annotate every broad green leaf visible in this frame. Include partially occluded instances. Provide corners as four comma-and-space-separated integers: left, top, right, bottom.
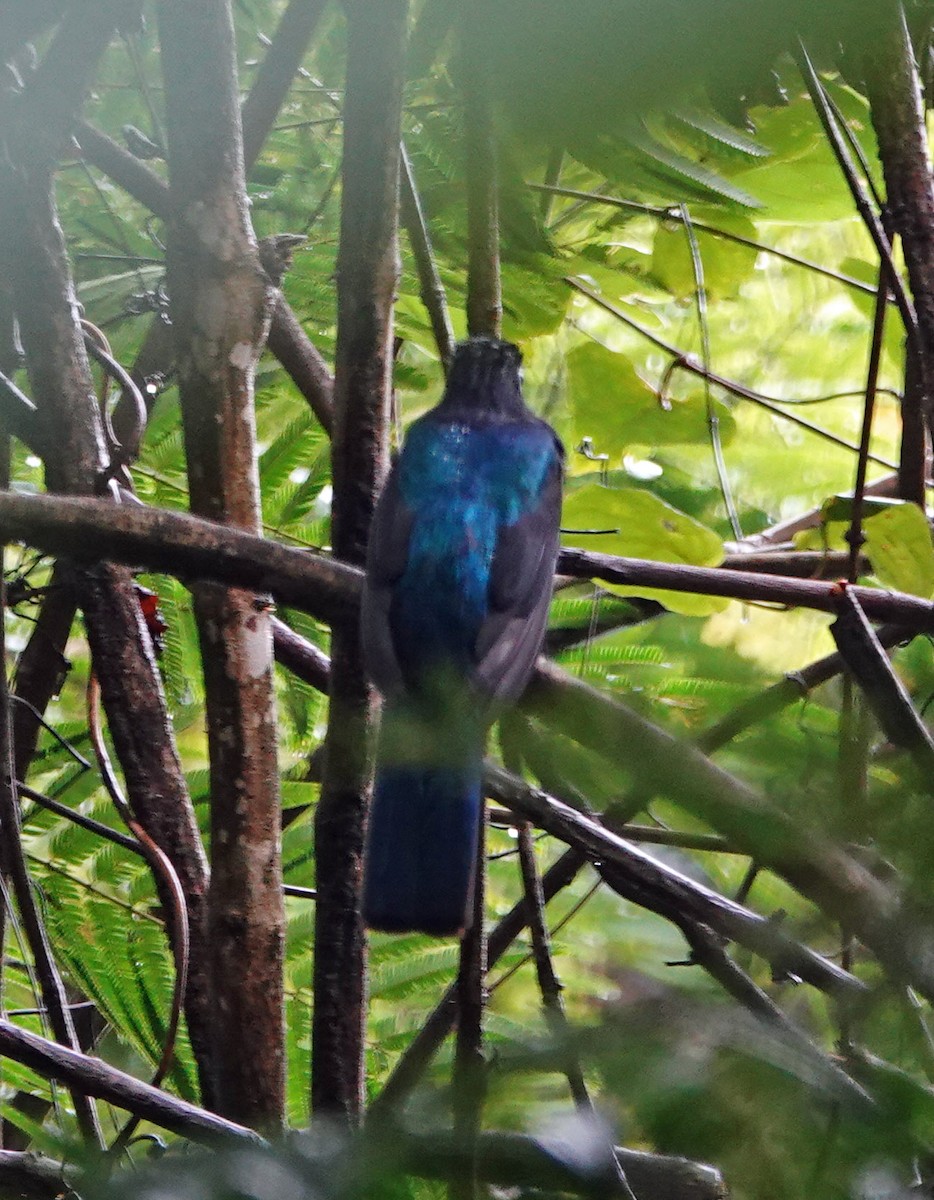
568, 341, 736, 461
561, 483, 726, 615
864, 502, 934, 599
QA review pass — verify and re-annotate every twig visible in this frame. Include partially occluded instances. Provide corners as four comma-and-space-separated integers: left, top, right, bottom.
460, 2, 501, 338
796, 44, 921, 355
531, 183, 880, 296
567, 277, 899, 470
680, 202, 742, 540
371, 849, 586, 1116
0, 556, 103, 1147
696, 624, 908, 754
846, 264, 889, 582
241, 0, 330, 168
85, 672, 189, 1155
516, 826, 602, 1114
400, 142, 456, 371
486, 764, 865, 1003
862, 4, 934, 444
677, 921, 871, 1111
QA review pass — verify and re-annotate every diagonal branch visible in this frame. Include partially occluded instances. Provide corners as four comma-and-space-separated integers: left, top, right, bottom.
0, 1019, 262, 1147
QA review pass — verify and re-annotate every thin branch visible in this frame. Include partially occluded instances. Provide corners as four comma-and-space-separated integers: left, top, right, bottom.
400, 142, 456, 371
846, 266, 889, 582
796, 44, 921, 355
516, 825, 604, 1116
862, 3, 934, 457
487, 765, 865, 1003
680, 202, 742, 540
832, 585, 934, 779
696, 624, 908, 755
567, 277, 899, 471
460, 2, 501, 338
0, 558, 103, 1147
371, 849, 586, 1116
531, 183, 880, 296
677, 921, 870, 1111
0, 1019, 262, 1147
240, 0, 330, 168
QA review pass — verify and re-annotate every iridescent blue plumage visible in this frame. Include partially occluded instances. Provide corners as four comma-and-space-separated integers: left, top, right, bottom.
362, 338, 564, 935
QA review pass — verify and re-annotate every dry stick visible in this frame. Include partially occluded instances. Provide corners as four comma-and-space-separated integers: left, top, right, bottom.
400, 142, 457, 372
676, 921, 870, 1111
696, 624, 908, 755
158, 0, 285, 1133
0, 1019, 261, 1147
567, 276, 899, 472
0, 557, 103, 1147
312, 0, 408, 1126
503, 720, 593, 1113
371, 849, 587, 1118
240, 0, 330, 167
85, 672, 189, 1157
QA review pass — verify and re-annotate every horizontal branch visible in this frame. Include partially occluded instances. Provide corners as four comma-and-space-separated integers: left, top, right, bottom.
0, 491, 361, 623
558, 547, 934, 632
0, 1019, 263, 1147
1, 493, 933, 636
396, 1129, 727, 1200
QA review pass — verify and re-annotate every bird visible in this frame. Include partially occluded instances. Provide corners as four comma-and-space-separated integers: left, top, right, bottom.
361, 336, 564, 936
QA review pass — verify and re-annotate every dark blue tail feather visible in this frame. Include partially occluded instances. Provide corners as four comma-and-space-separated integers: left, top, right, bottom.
363, 762, 482, 936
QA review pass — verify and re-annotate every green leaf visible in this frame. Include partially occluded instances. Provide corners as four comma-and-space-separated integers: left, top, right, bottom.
568, 341, 735, 460
864, 502, 934, 599
561, 483, 726, 615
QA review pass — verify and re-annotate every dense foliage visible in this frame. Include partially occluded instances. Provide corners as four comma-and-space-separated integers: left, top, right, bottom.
2, 2, 934, 1198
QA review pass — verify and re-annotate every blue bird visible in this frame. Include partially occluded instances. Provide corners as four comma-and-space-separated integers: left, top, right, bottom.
361, 337, 564, 936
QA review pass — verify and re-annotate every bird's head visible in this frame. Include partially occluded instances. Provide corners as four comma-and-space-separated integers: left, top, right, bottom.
439, 336, 526, 417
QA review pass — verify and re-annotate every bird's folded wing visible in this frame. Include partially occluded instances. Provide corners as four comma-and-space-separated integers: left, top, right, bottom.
474, 449, 563, 703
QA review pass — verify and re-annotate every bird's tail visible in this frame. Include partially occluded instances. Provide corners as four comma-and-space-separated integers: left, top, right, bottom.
363, 730, 483, 937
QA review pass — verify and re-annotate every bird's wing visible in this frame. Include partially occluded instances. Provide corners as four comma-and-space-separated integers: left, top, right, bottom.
361, 464, 413, 698
474, 443, 563, 703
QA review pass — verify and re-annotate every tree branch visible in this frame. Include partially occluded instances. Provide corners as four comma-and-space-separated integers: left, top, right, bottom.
0, 1019, 262, 1147
159, 0, 285, 1133
312, 0, 407, 1125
